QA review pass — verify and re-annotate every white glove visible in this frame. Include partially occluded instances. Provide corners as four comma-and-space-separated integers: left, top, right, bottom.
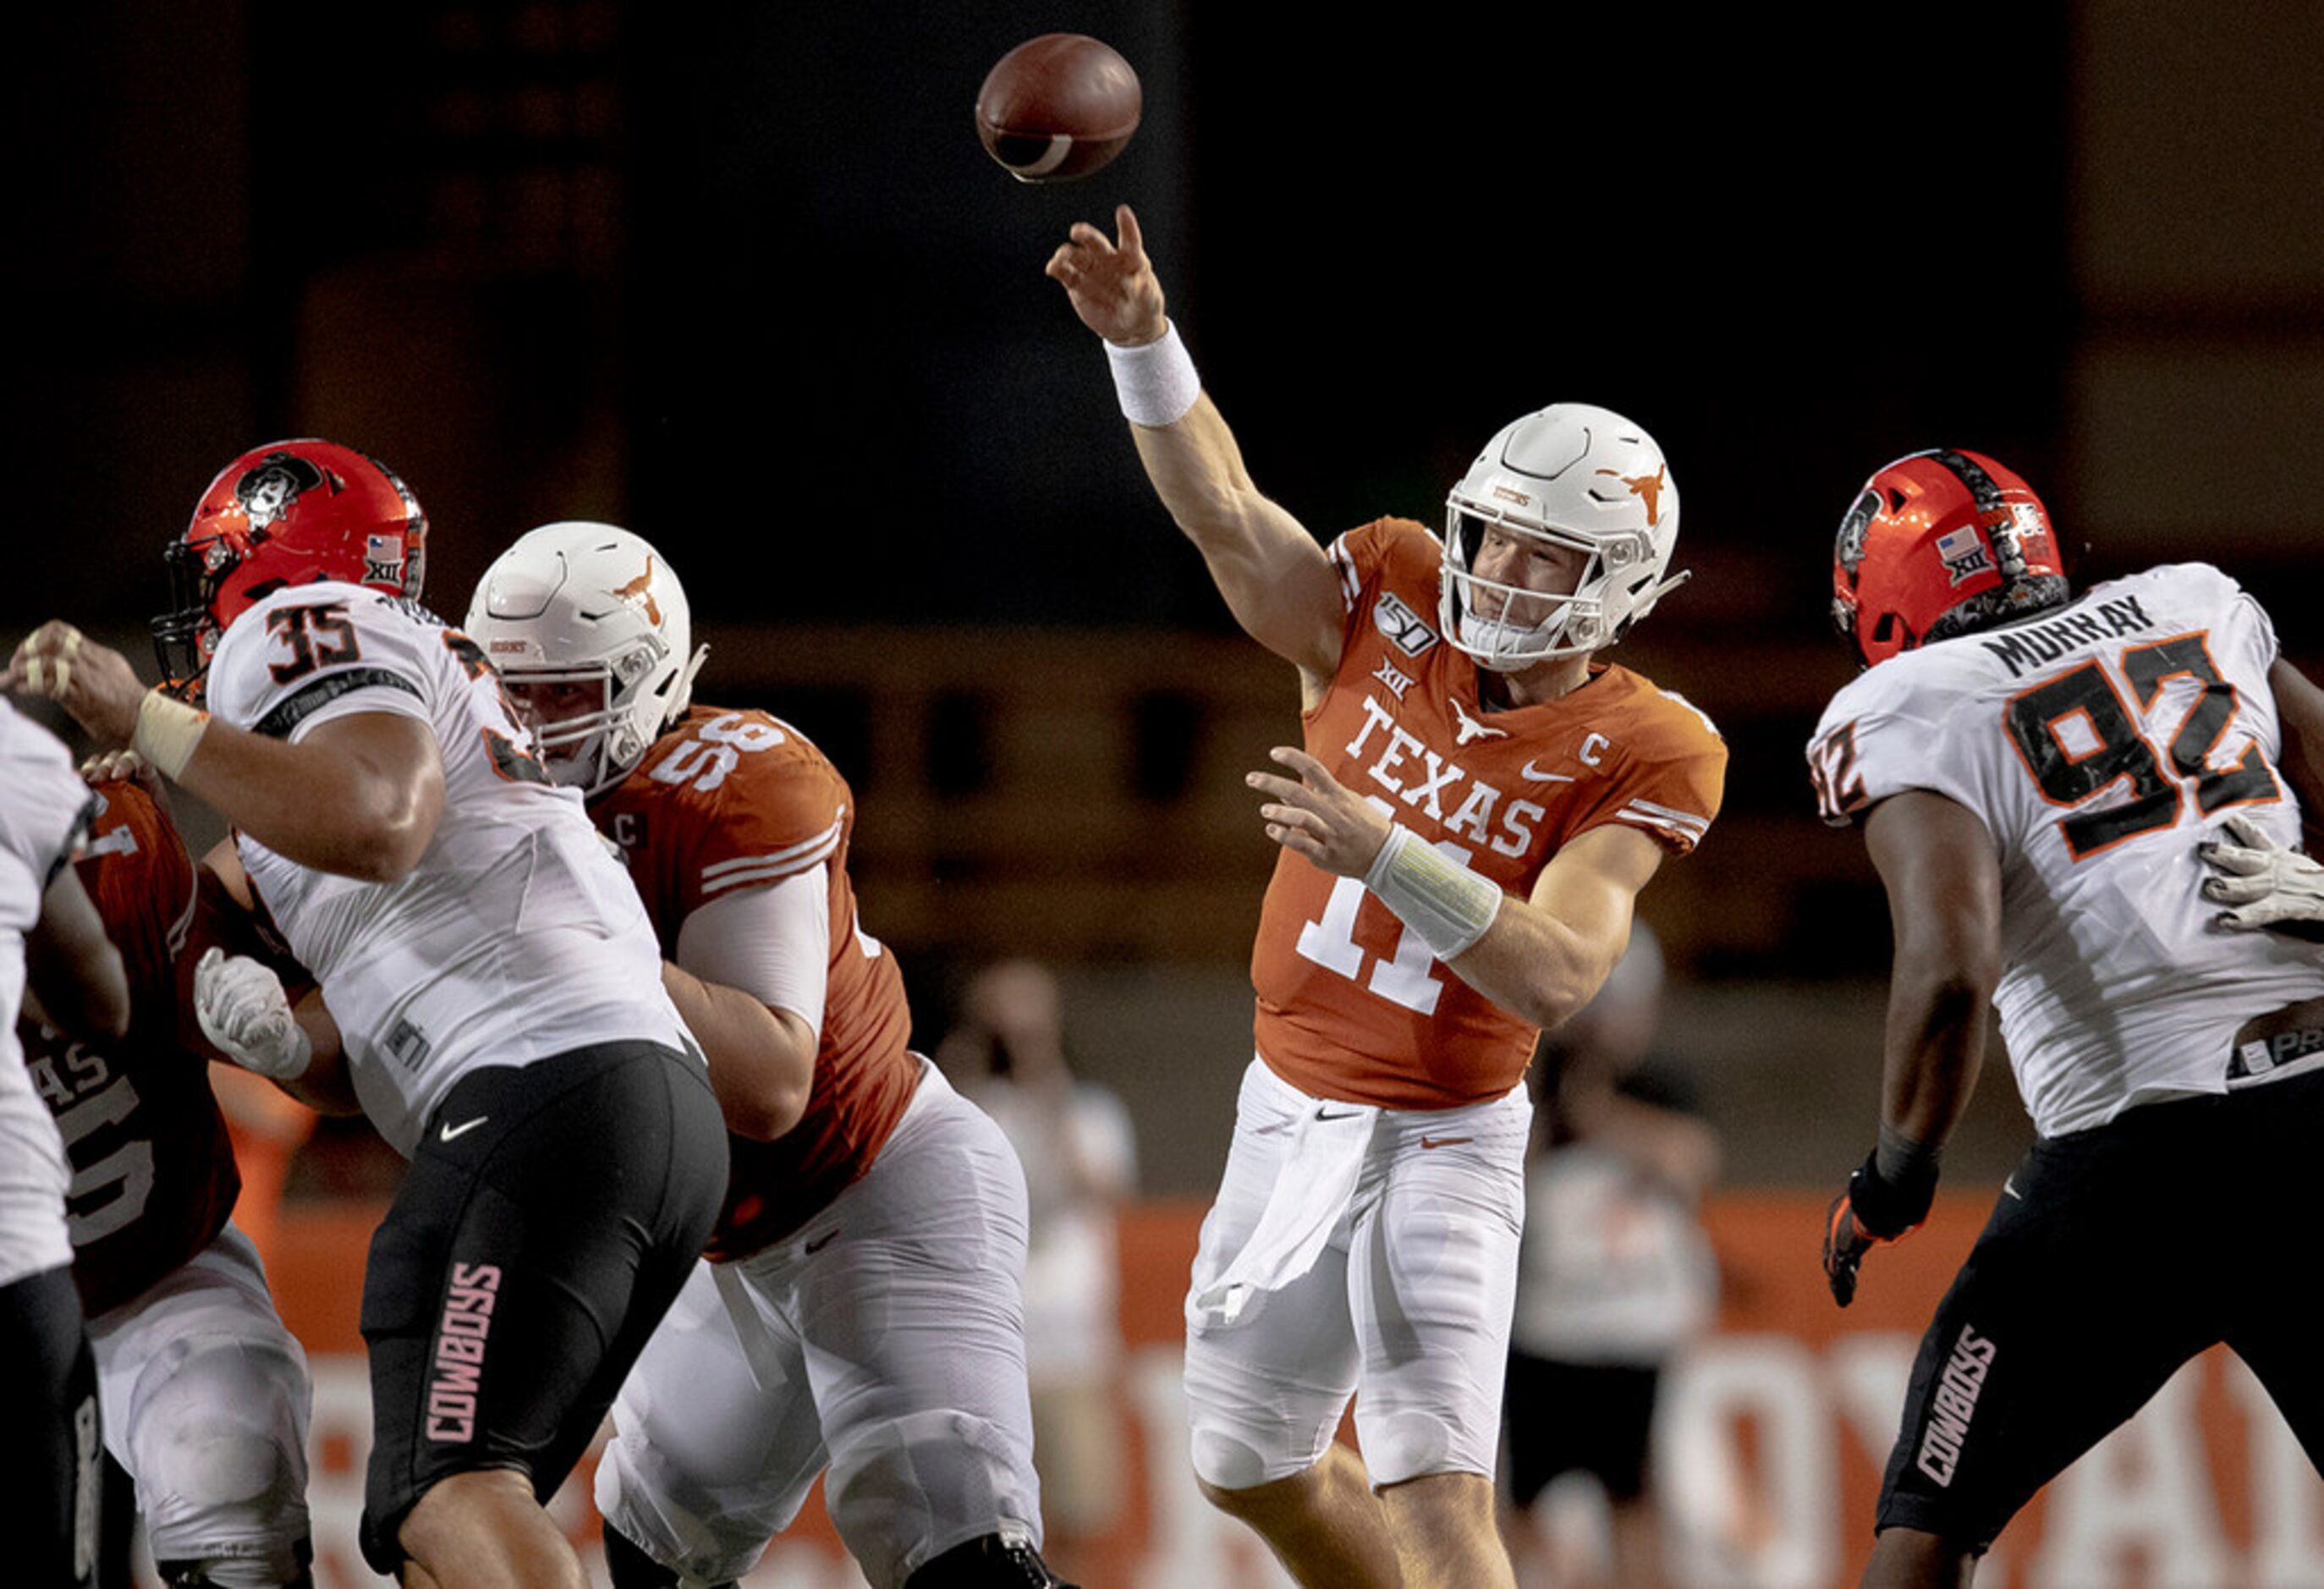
193, 947, 314, 1080
2200, 812, 2324, 929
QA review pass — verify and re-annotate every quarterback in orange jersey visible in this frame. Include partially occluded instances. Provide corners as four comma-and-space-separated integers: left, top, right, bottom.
20, 767, 315, 1586
1049, 206, 1724, 1589
466, 525, 1065, 1589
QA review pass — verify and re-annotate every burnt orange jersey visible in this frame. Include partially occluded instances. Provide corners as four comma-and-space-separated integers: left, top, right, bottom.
1251, 520, 1725, 1109
594, 705, 916, 1257
19, 781, 243, 1316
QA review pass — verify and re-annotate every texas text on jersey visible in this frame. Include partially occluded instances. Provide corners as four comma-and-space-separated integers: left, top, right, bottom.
1252, 520, 1726, 1109
18, 781, 250, 1317
202, 582, 691, 1155
594, 704, 915, 1258
1807, 562, 2324, 1136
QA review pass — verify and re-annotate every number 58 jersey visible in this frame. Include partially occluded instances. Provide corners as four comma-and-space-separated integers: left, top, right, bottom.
1806, 562, 2324, 1137
591, 705, 918, 1256
206, 582, 691, 1156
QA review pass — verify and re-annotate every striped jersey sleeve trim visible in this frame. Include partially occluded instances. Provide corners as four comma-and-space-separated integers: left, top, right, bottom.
1614, 798, 1711, 845
1329, 536, 1362, 613
698, 811, 843, 896
250, 668, 424, 740
48, 794, 99, 889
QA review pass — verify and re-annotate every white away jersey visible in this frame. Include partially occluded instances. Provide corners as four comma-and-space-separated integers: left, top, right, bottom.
0, 701, 96, 1283
206, 583, 690, 1155
1807, 563, 2324, 1136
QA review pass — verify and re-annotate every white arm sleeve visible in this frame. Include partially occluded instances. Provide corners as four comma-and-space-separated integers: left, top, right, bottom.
673, 865, 830, 1032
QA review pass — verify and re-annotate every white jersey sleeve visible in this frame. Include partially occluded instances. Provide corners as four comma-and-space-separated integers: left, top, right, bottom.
0, 703, 96, 904
672, 866, 831, 1031
1806, 563, 2324, 1137
0, 703, 91, 1283
206, 585, 694, 1157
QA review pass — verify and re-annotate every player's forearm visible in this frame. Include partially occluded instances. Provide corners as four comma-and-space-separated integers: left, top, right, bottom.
175, 722, 437, 882
1876, 897, 1997, 1152
1129, 399, 1342, 674
1877, 962, 1989, 1152
662, 962, 815, 1141
1446, 896, 1620, 1033
1439, 823, 1665, 1033
29, 871, 131, 1043
1127, 393, 1265, 543
244, 1047, 360, 1116
1865, 792, 2003, 1152
272, 989, 360, 1115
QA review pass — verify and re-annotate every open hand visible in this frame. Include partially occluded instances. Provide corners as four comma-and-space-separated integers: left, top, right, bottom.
1248, 746, 1392, 879
1044, 204, 1167, 347
2200, 811, 2324, 929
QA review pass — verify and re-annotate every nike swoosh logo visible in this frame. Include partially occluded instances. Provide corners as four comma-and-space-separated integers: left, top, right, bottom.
1314, 1108, 1364, 1122
803, 1229, 841, 1254
440, 1115, 489, 1142
1420, 1135, 1472, 1150
1520, 761, 1576, 782
2003, 1174, 2022, 1201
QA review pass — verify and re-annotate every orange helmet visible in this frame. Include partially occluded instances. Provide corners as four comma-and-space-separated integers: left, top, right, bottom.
152, 439, 427, 692
1831, 448, 2069, 668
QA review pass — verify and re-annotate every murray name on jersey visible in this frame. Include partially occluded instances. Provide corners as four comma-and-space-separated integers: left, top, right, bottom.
1974, 592, 2161, 679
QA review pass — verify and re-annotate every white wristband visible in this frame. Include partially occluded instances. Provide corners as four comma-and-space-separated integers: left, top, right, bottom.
130, 688, 211, 781
1104, 321, 1200, 427
1363, 825, 1504, 961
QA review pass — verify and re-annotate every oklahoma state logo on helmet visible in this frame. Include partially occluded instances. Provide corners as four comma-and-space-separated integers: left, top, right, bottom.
234, 451, 327, 532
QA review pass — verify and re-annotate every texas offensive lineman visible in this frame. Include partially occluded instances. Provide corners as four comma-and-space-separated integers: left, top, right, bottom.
465, 524, 1061, 1589
7, 440, 729, 1588
1807, 448, 2324, 1587
1046, 207, 1725, 1588
0, 699, 130, 1589
22, 767, 316, 1586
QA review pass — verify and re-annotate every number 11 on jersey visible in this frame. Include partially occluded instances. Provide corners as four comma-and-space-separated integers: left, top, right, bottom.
1294, 797, 1468, 1016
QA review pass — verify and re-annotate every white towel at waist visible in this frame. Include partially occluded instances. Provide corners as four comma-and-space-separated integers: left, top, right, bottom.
1187, 1099, 1379, 1330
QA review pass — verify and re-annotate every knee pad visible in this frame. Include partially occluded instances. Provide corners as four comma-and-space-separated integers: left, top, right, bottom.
134, 1335, 310, 1574
1189, 1428, 1274, 1493
1358, 1409, 1458, 1488
904, 1526, 1074, 1588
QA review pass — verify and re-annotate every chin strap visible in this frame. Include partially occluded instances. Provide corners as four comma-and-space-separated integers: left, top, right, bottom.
671, 642, 711, 715
1609, 567, 1690, 643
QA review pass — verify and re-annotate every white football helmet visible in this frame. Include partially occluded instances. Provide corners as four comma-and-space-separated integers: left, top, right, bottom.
463, 522, 707, 794
1440, 403, 1686, 670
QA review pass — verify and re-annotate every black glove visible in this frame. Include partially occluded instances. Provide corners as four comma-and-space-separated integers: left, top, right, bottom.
1821, 1133, 1939, 1308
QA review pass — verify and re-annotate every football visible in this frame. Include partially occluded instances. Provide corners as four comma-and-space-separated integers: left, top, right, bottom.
975, 34, 1141, 183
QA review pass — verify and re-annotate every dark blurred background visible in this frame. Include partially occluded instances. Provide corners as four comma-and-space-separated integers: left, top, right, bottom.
10, 2, 2321, 1192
